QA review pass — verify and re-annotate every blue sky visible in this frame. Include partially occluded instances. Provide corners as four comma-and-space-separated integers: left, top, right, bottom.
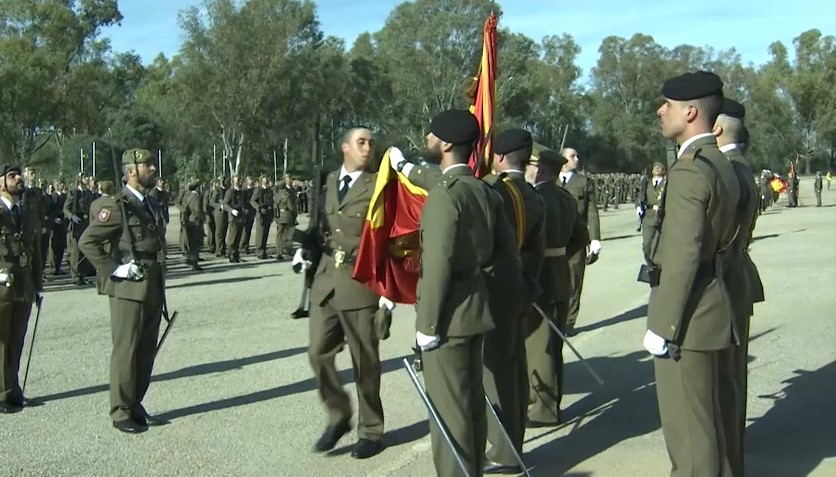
104, 0, 834, 81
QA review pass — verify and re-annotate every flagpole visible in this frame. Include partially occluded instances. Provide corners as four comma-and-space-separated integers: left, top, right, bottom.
79, 148, 83, 173
158, 149, 163, 178
273, 150, 277, 182
282, 138, 288, 177
91, 142, 96, 177
213, 144, 217, 177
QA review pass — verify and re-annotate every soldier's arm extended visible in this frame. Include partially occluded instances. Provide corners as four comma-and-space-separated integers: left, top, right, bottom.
646, 161, 708, 341
415, 187, 458, 337
78, 201, 123, 277
586, 180, 601, 240
405, 164, 442, 191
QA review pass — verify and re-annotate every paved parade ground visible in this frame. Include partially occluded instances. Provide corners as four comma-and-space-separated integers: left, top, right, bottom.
2, 178, 834, 477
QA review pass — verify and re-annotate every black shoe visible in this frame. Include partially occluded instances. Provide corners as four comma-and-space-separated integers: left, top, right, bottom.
189, 264, 203, 271
291, 308, 309, 319
351, 438, 382, 459
135, 412, 170, 427
112, 418, 148, 434
0, 401, 23, 414
9, 396, 45, 408
257, 254, 268, 260
484, 461, 522, 475
313, 419, 352, 452
526, 418, 560, 429
53, 269, 66, 276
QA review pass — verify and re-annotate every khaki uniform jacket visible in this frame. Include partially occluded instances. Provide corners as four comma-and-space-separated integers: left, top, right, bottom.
181, 191, 204, 226
0, 199, 43, 303
647, 135, 741, 350
561, 172, 601, 240
223, 188, 247, 223
250, 186, 274, 218
309, 170, 379, 311
416, 166, 510, 338
78, 189, 166, 303
274, 186, 297, 224
63, 187, 95, 231
725, 149, 764, 311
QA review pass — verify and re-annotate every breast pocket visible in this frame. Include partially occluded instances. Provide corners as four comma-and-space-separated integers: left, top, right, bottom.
127, 216, 145, 240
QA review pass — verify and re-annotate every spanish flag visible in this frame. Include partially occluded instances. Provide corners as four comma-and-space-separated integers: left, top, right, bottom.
352, 148, 427, 304
468, 13, 498, 178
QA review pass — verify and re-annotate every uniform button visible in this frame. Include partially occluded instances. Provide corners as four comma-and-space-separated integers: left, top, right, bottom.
337, 211, 342, 215
670, 325, 676, 331
335, 228, 341, 233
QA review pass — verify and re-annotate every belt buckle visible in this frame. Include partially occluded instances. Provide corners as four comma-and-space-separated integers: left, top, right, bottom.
334, 250, 345, 268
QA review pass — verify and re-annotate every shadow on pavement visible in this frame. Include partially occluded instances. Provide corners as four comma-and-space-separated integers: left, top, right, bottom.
574, 304, 647, 334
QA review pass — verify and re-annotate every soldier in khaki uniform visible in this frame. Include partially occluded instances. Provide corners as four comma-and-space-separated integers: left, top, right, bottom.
0, 164, 44, 414
292, 128, 385, 460
559, 148, 601, 335
713, 99, 763, 476
398, 110, 517, 477
250, 175, 274, 259
89, 181, 116, 294
79, 149, 168, 434
524, 145, 589, 428
241, 177, 256, 254
646, 71, 741, 476
481, 128, 545, 474
49, 179, 68, 275
180, 179, 205, 271
63, 172, 96, 285
211, 177, 229, 257
274, 175, 298, 260
223, 176, 247, 263
637, 162, 666, 250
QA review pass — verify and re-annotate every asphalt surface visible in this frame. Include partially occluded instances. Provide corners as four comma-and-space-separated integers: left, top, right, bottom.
2, 178, 834, 476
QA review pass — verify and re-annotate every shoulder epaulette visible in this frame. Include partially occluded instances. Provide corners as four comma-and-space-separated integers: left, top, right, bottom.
438, 176, 459, 189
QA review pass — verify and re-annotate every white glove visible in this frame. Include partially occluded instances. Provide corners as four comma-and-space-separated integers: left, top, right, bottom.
390, 147, 406, 168
292, 248, 311, 273
41, 228, 47, 234
416, 331, 440, 351
636, 206, 643, 216
378, 296, 395, 311
643, 330, 668, 356
70, 215, 80, 224
230, 209, 239, 217
54, 217, 62, 224
652, 204, 659, 212
0, 270, 10, 287
112, 262, 142, 280
589, 239, 602, 255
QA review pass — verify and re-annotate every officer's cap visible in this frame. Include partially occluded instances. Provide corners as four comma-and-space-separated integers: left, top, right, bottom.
529, 143, 566, 167
661, 71, 724, 101
493, 128, 532, 155
121, 149, 157, 166
720, 98, 745, 119
1, 165, 21, 176
430, 109, 480, 144
652, 161, 666, 170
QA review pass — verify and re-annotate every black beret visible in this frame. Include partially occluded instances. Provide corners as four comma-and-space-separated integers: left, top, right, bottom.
494, 128, 533, 155
529, 143, 566, 166
721, 98, 745, 119
430, 109, 480, 144
661, 71, 724, 101
1, 165, 21, 176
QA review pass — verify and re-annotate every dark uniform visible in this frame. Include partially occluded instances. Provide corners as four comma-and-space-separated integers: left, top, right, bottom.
646, 72, 741, 477
241, 182, 256, 254
481, 129, 545, 471
147, 184, 170, 224
525, 146, 588, 426
305, 159, 384, 456
0, 164, 43, 414
559, 160, 600, 333
78, 149, 167, 433
274, 183, 298, 258
49, 188, 68, 274
814, 172, 823, 206
211, 180, 228, 256
180, 181, 205, 270
222, 183, 247, 262
63, 176, 96, 283
250, 178, 274, 259
203, 181, 217, 254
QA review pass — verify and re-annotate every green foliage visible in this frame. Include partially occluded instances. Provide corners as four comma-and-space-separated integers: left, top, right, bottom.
1, 0, 834, 178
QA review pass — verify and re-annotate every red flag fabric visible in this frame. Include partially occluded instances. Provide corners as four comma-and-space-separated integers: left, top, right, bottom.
352, 148, 428, 304
468, 13, 498, 178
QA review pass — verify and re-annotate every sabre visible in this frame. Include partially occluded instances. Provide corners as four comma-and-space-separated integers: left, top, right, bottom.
21, 295, 44, 395
402, 358, 472, 477
532, 303, 604, 386
484, 395, 533, 477
154, 299, 178, 358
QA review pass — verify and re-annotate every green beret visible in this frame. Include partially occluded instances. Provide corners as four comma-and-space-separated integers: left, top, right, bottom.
1, 165, 21, 176
494, 128, 532, 155
122, 149, 157, 166
652, 161, 666, 170
529, 143, 565, 166
662, 71, 723, 101
720, 98, 745, 119
430, 109, 480, 144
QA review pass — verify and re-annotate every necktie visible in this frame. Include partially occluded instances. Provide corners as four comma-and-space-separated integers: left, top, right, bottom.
338, 175, 352, 203
143, 198, 155, 218
561, 176, 567, 187
10, 203, 21, 226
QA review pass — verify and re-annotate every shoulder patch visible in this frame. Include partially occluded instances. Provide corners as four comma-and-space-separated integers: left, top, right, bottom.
98, 208, 112, 223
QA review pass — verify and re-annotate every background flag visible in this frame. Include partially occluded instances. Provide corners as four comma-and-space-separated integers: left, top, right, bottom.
467, 13, 498, 178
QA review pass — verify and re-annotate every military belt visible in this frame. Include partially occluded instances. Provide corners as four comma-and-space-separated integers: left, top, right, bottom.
543, 247, 567, 257
0, 254, 30, 267
123, 251, 160, 262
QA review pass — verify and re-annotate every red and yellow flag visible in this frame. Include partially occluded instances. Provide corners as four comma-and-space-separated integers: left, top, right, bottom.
468, 13, 498, 178
352, 148, 428, 304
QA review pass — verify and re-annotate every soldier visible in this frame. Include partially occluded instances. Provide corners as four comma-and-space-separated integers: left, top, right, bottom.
90, 177, 101, 200
250, 175, 274, 259
181, 179, 205, 271
49, 179, 69, 275
22, 167, 50, 272
63, 172, 95, 285
637, 162, 667, 250
211, 177, 229, 257
524, 145, 588, 428
647, 71, 741, 476
274, 174, 298, 260
713, 98, 764, 476
292, 127, 386, 459
394, 110, 514, 476
559, 148, 602, 335
78, 149, 168, 434
147, 178, 171, 224
0, 164, 44, 414
481, 128, 545, 474
89, 181, 116, 294
241, 176, 256, 254
813, 171, 823, 207
222, 176, 247, 263
204, 179, 218, 254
